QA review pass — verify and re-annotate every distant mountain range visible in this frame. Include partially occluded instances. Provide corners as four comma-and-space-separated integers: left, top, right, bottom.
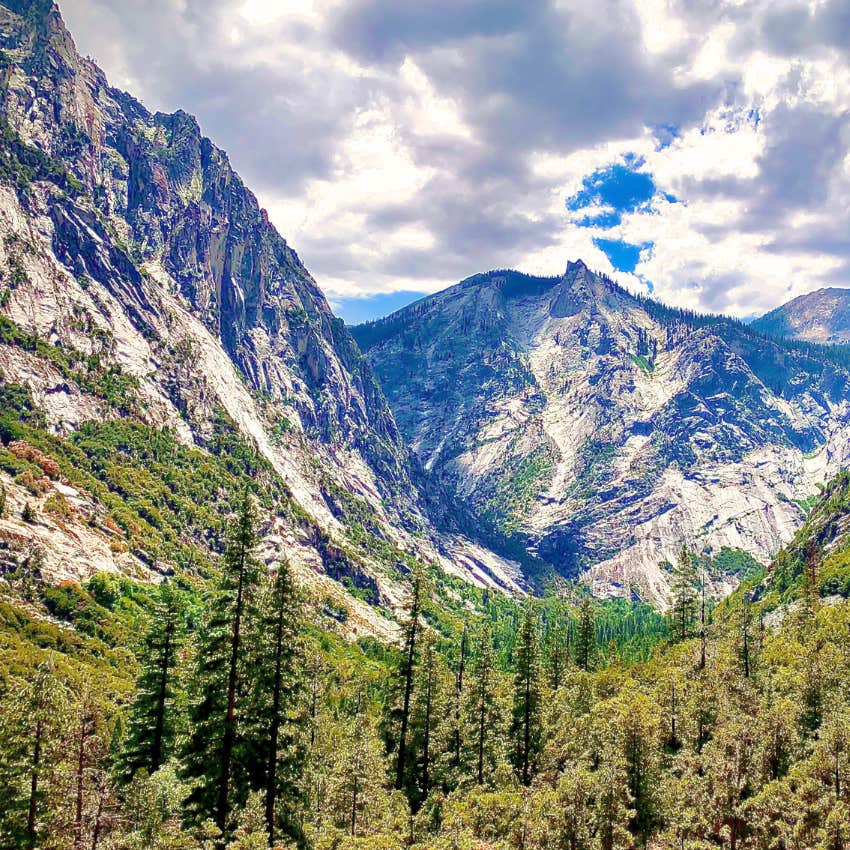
752, 287, 850, 344
353, 264, 850, 605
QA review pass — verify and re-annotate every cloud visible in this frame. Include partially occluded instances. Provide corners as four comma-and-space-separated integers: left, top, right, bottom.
58, 0, 850, 320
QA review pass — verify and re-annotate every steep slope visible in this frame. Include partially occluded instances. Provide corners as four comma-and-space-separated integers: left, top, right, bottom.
765, 470, 850, 602
752, 287, 850, 344
0, 0, 522, 625
352, 262, 850, 605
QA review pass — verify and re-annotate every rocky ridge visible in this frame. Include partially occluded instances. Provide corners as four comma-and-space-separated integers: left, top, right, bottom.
0, 0, 523, 629
752, 287, 850, 345
353, 262, 850, 606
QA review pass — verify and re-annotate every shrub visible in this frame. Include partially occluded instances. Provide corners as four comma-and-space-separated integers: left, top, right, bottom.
7, 439, 61, 478
43, 492, 72, 518
22, 501, 35, 522
14, 469, 48, 495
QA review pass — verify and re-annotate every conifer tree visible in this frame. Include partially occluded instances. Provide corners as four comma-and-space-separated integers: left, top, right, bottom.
120, 581, 185, 780
670, 545, 698, 641
510, 599, 542, 786
451, 624, 468, 770
575, 597, 596, 672
547, 619, 570, 690
394, 563, 427, 792
244, 560, 306, 845
465, 623, 500, 785
183, 491, 263, 830
0, 659, 68, 848
412, 631, 439, 804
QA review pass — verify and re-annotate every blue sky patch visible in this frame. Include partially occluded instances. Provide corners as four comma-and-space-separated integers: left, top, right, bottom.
593, 238, 652, 274
332, 290, 425, 325
567, 158, 656, 227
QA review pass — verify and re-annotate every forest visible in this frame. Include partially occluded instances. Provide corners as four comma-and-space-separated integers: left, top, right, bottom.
2, 482, 850, 850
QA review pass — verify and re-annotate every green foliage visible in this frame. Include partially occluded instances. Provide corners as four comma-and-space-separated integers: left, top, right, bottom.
0, 118, 83, 196
483, 444, 556, 535
119, 581, 187, 781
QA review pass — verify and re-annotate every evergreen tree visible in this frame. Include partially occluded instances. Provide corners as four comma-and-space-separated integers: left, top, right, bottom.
0, 659, 68, 848
243, 560, 306, 845
451, 624, 468, 770
510, 599, 543, 786
670, 545, 698, 641
547, 618, 571, 690
410, 631, 440, 805
327, 696, 400, 841
119, 581, 185, 780
394, 563, 427, 792
183, 491, 263, 830
464, 623, 500, 785
575, 597, 596, 672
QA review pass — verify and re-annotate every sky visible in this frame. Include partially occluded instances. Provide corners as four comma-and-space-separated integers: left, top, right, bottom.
59, 0, 850, 323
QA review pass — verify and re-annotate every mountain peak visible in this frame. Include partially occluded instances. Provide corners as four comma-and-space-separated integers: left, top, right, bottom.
752, 286, 850, 344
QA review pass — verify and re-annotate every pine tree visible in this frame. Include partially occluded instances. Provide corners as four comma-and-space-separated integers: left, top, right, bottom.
451, 624, 468, 770
547, 619, 571, 689
394, 563, 427, 792
119, 581, 185, 780
61, 690, 112, 850
575, 597, 596, 672
464, 623, 500, 785
327, 695, 396, 840
412, 631, 439, 804
243, 560, 306, 846
510, 599, 542, 786
183, 491, 263, 830
0, 659, 68, 848
670, 545, 698, 641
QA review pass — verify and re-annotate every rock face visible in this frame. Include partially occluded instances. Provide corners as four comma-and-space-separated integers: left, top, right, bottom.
0, 0, 523, 610
352, 263, 850, 605
752, 288, 850, 344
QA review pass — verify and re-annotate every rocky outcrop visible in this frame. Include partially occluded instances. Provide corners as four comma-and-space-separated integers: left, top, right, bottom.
353, 262, 850, 606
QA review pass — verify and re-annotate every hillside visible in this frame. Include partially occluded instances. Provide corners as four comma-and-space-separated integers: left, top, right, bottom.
352, 261, 850, 605
752, 287, 850, 344
0, 0, 522, 632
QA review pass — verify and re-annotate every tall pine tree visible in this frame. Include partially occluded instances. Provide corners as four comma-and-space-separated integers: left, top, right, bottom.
0, 659, 68, 848
244, 559, 306, 846
575, 597, 596, 672
670, 545, 698, 641
464, 623, 500, 785
511, 600, 543, 786
183, 490, 263, 830
119, 580, 185, 780
394, 563, 427, 792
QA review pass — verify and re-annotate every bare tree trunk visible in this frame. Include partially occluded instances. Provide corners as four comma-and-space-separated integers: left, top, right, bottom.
26, 718, 42, 847
73, 713, 87, 850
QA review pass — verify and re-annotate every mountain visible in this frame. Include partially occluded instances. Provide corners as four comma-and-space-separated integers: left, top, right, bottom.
0, 0, 521, 635
352, 262, 850, 605
752, 287, 850, 344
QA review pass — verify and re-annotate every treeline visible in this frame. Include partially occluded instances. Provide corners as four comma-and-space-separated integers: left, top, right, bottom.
4, 504, 850, 849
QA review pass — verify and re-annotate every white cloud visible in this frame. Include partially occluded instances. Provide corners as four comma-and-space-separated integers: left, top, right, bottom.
59, 0, 850, 318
